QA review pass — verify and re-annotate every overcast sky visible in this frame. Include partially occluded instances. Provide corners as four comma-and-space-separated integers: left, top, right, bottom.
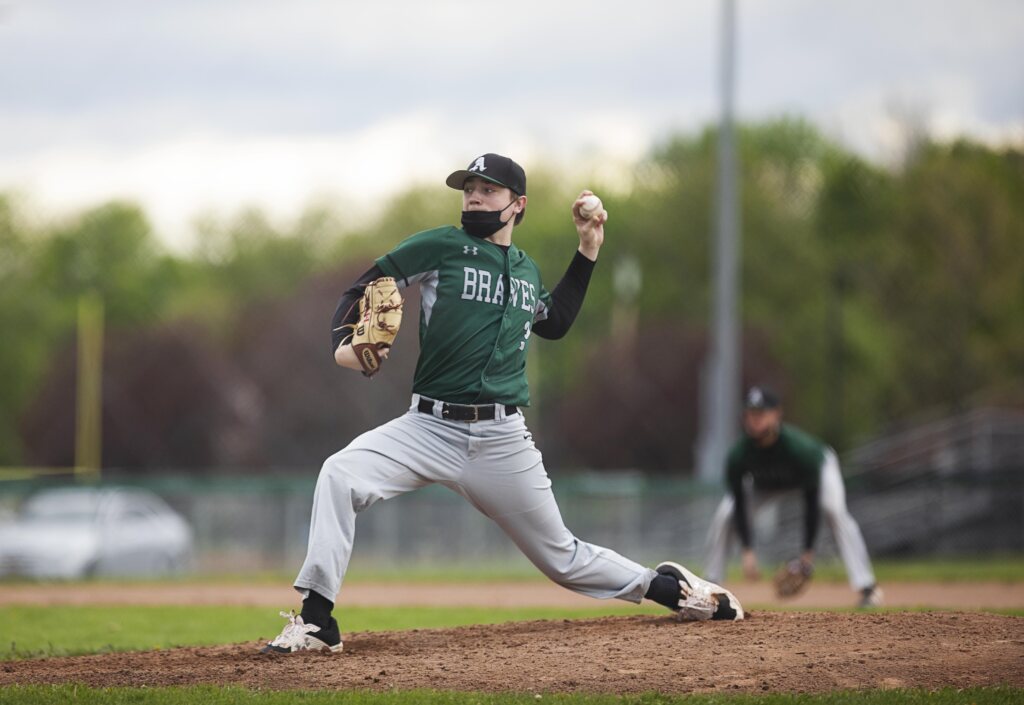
2, 0, 1021, 249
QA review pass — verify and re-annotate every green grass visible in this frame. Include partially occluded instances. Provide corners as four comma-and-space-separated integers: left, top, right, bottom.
0, 685, 1020, 704
0, 604, 663, 660
791, 555, 1024, 584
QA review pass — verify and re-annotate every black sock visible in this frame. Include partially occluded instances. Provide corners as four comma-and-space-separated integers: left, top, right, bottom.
300, 590, 334, 628
644, 573, 681, 609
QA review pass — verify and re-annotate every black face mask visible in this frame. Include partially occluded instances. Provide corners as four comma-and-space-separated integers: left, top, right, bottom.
461, 198, 518, 239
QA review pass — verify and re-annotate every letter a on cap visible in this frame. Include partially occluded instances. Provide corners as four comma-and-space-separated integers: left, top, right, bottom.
470, 156, 486, 172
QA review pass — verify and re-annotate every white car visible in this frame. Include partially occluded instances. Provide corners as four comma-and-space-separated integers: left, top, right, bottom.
0, 486, 193, 579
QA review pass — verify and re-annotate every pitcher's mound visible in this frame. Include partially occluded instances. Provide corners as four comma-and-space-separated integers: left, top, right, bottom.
2, 612, 1022, 694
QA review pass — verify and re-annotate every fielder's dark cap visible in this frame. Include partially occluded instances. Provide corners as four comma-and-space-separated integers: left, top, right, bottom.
446, 153, 527, 196
744, 386, 781, 410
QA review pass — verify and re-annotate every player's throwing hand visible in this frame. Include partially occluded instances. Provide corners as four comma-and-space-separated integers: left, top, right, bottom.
573, 190, 606, 259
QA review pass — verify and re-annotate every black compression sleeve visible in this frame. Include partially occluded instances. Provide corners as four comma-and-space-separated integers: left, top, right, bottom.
532, 251, 596, 340
802, 485, 820, 551
732, 482, 753, 548
330, 264, 385, 353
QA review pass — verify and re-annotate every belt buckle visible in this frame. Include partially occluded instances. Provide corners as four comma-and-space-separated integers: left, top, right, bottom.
441, 403, 479, 422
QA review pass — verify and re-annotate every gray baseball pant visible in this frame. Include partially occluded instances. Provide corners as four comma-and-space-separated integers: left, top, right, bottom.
703, 449, 877, 591
294, 395, 657, 605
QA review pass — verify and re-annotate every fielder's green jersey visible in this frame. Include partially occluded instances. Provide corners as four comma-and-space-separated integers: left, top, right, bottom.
375, 226, 552, 406
726, 424, 826, 492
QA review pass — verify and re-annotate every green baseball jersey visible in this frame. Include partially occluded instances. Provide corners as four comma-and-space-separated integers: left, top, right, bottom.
726, 424, 826, 493
375, 226, 552, 406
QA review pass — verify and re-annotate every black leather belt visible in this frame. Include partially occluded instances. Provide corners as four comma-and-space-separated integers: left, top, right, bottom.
417, 398, 518, 422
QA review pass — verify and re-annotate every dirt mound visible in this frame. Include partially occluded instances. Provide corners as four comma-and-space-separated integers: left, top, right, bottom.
2, 612, 1022, 694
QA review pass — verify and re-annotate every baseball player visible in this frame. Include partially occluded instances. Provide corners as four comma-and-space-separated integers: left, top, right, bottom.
263, 153, 744, 654
703, 385, 883, 607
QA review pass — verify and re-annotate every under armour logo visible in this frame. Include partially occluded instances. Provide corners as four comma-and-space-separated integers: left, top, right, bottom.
464, 246, 478, 255
469, 156, 486, 172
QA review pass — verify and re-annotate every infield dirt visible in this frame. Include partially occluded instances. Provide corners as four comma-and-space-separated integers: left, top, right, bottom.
2, 579, 1023, 609
2, 611, 1023, 694
3, 581, 1024, 694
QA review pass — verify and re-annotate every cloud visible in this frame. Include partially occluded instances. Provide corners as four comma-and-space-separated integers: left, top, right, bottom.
1, 0, 1021, 248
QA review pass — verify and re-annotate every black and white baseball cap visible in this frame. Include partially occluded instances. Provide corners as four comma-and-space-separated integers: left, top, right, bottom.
744, 386, 781, 410
446, 153, 527, 196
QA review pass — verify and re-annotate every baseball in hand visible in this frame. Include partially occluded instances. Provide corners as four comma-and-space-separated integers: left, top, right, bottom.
579, 194, 603, 220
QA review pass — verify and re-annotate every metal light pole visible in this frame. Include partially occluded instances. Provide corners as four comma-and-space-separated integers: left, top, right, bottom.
696, 0, 741, 483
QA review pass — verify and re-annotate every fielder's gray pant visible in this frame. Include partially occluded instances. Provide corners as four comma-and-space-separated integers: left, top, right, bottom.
295, 395, 657, 605
703, 449, 877, 591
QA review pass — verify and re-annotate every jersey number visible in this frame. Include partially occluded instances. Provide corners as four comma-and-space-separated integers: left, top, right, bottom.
518, 321, 532, 351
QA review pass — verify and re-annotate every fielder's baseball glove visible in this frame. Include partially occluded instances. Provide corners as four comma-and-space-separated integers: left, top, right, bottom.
773, 558, 813, 599
347, 277, 403, 377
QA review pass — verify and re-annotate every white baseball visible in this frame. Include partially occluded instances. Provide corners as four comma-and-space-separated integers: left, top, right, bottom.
579, 194, 603, 219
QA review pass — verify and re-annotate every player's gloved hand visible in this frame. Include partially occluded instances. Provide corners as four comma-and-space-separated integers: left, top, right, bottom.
773, 557, 814, 598
346, 277, 403, 377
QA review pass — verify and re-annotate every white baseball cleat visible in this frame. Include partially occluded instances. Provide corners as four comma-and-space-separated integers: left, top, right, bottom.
261, 611, 344, 654
655, 561, 745, 621
858, 585, 884, 608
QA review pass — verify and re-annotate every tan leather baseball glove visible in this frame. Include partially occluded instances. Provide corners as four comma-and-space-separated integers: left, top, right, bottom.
773, 558, 813, 599
348, 277, 403, 377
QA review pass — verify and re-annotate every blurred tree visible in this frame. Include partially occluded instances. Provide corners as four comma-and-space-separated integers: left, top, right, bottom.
183, 207, 331, 332
21, 322, 264, 472
6, 126, 1023, 473
815, 154, 896, 448
871, 140, 1024, 422
0, 196, 53, 464
545, 119, 842, 469
36, 202, 173, 325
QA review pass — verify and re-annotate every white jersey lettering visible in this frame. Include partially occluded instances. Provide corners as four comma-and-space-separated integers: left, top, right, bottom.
476, 270, 492, 303
522, 281, 536, 313
461, 267, 478, 300
461, 269, 536, 313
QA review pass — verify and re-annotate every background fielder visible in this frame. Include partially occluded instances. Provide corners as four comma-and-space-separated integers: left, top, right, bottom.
263, 153, 744, 654
703, 385, 883, 608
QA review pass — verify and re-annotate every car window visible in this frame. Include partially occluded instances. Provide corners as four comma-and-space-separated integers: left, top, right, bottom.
21, 494, 100, 523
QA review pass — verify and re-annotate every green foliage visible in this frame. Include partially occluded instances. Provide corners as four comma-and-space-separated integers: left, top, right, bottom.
0, 686, 1021, 705
181, 206, 349, 331
873, 141, 1024, 419
0, 200, 173, 463
0, 196, 47, 463
1, 122, 1022, 468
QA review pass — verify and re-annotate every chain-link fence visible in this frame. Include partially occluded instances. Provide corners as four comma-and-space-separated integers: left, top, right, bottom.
1, 461, 1020, 577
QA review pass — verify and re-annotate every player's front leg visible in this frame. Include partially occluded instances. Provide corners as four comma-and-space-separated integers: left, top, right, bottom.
653, 562, 745, 620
